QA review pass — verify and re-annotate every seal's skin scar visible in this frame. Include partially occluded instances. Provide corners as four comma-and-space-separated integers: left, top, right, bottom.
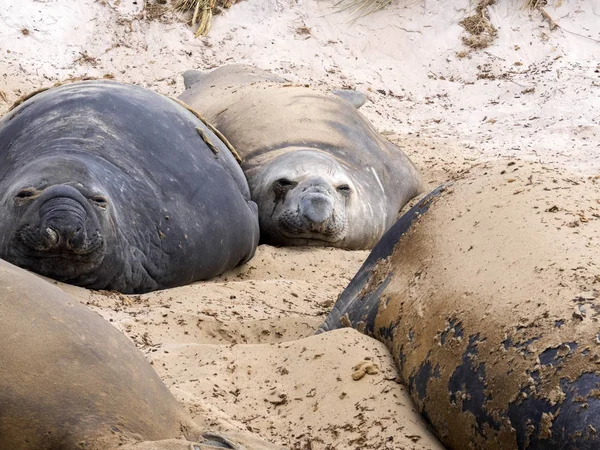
319, 162, 600, 449
0, 81, 260, 293
0, 259, 286, 450
179, 64, 424, 250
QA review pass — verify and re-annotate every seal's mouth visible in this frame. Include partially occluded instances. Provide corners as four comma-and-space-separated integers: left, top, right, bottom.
276, 208, 347, 244
8, 235, 107, 286
279, 224, 342, 241
10, 223, 107, 285
17, 225, 106, 258
278, 234, 343, 246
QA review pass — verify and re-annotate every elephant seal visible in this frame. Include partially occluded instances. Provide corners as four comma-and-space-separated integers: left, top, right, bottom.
179, 65, 423, 250
0, 80, 259, 293
319, 161, 600, 449
0, 258, 284, 450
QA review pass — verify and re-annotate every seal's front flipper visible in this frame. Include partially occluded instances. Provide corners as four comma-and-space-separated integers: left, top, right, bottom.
183, 69, 205, 90
331, 89, 367, 109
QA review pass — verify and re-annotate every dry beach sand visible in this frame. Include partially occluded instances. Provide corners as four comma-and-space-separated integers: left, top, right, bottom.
61, 247, 442, 449
1, 0, 599, 448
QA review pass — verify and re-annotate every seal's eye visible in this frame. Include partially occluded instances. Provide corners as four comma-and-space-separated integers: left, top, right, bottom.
336, 184, 351, 195
275, 178, 295, 188
273, 178, 297, 200
273, 178, 297, 193
90, 195, 108, 208
15, 188, 39, 200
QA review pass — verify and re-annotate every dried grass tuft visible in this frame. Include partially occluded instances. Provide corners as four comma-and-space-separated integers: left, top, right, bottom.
524, 0, 559, 31
524, 0, 546, 9
459, 0, 498, 49
333, 0, 393, 21
331, 0, 559, 51
174, 0, 239, 36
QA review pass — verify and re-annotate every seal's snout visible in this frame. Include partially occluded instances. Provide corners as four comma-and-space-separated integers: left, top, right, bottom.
301, 192, 334, 226
276, 178, 348, 242
43, 222, 86, 252
40, 194, 89, 253
17, 185, 104, 257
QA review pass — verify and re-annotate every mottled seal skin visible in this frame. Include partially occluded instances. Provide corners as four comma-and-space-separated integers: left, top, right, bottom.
0, 258, 243, 449
0, 80, 259, 293
319, 162, 600, 449
179, 65, 423, 250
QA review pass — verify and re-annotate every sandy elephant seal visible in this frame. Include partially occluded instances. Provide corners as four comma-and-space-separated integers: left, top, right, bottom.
0, 80, 259, 294
0, 258, 284, 450
320, 161, 600, 449
179, 65, 424, 250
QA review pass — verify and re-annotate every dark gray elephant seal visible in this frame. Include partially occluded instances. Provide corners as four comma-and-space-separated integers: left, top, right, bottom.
179, 65, 424, 250
320, 161, 600, 449
0, 258, 284, 450
0, 80, 259, 294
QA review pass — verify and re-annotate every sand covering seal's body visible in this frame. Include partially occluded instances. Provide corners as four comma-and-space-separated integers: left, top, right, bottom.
0, 258, 286, 450
179, 65, 423, 250
0, 80, 259, 294
320, 161, 600, 449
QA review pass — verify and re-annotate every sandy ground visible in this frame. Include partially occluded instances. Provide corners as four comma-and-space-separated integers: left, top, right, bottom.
60, 247, 442, 449
1, 0, 598, 448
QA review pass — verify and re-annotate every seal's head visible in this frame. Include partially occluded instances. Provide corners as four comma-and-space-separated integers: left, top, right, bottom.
0, 156, 117, 287
251, 150, 358, 246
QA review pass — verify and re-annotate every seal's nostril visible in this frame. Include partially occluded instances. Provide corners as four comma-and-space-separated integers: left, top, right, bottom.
44, 227, 59, 247
66, 227, 85, 250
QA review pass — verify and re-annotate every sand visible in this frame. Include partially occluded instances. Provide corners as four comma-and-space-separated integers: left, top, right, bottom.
59, 246, 442, 449
1, 0, 598, 448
